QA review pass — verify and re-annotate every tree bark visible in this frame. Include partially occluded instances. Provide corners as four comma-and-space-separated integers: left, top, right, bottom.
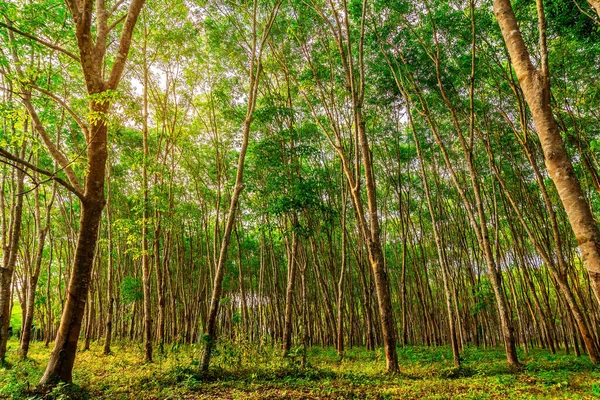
103, 168, 114, 355
587, 0, 600, 18
336, 184, 347, 356
282, 227, 298, 356
40, 103, 108, 383
199, 0, 280, 371
141, 22, 153, 363
40, 0, 145, 384
20, 182, 53, 358
0, 148, 25, 363
494, 0, 600, 307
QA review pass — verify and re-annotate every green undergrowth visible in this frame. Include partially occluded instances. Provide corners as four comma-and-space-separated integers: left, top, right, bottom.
1, 339, 599, 399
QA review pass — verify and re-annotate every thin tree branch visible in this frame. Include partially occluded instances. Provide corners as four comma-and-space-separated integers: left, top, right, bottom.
109, 0, 126, 16
106, 0, 147, 89
106, 13, 128, 34
0, 21, 81, 63
0, 148, 84, 200
29, 84, 90, 138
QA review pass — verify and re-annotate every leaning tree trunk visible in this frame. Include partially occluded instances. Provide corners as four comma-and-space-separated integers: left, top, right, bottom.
200, 138, 251, 371
39, 0, 145, 384
20, 183, 52, 358
494, 0, 600, 306
199, 1, 280, 371
586, 0, 600, 18
40, 104, 109, 384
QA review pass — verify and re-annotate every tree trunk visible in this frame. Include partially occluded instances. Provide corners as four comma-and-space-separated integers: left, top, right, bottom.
282, 228, 298, 356
141, 25, 153, 363
199, 2, 280, 371
40, 175, 106, 383
336, 185, 347, 356
587, 0, 600, 18
0, 149, 25, 363
103, 172, 114, 355
38, 0, 145, 384
20, 193, 49, 358
494, 0, 600, 307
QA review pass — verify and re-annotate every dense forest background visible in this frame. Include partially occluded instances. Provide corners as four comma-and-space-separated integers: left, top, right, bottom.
1, 0, 600, 396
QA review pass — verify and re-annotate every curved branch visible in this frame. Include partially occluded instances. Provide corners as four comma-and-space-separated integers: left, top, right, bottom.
0, 21, 81, 63
21, 96, 84, 193
0, 148, 84, 200
30, 84, 90, 139
106, 13, 127, 34
574, 0, 600, 25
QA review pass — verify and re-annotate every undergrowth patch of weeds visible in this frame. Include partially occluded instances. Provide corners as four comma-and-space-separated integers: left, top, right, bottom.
2, 339, 600, 399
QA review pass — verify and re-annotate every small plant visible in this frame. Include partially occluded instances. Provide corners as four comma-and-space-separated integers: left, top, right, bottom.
0, 373, 28, 399
48, 382, 89, 400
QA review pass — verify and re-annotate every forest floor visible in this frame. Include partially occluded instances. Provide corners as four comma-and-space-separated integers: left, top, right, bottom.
1, 338, 599, 399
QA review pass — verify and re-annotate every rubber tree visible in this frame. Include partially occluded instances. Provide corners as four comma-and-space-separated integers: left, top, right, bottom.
494, 0, 600, 308
0, 0, 146, 384
200, 0, 282, 372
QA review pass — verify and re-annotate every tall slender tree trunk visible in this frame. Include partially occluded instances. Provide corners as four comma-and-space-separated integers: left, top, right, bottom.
103, 168, 114, 355
346, 0, 399, 373
141, 23, 153, 363
494, 0, 600, 306
408, 101, 460, 367
199, 3, 280, 370
154, 221, 165, 350
20, 182, 53, 358
235, 225, 249, 339
336, 183, 347, 356
282, 227, 298, 356
300, 252, 308, 368
0, 147, 26, 363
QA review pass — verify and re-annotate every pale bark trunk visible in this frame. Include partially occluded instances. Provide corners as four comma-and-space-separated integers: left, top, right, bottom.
44, 243, 52, 347
154, 221, 165, 351
200, 87, 258, 372
235, 226, 250, 339
409, 105, 460, 367
296, 0, 399, 372
483, 131, 600, 363
494, 0, 600, 307
355, 144, 399, 372
300, 254, 308, 368
336, 187, 347, 356
350, 7, 399, 374
587, 0, 600, 18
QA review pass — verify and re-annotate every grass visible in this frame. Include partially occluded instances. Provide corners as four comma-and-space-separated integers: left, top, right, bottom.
1, 338, 600, 399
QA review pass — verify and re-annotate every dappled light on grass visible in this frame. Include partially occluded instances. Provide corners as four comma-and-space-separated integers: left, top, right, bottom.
1, 339, 600, 399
